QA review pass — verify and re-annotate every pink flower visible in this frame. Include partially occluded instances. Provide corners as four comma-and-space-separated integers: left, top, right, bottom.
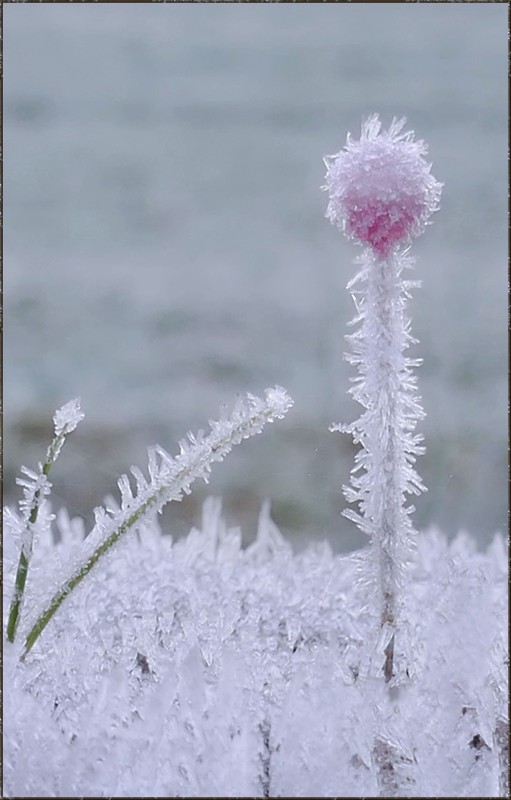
324, 115, 442, 257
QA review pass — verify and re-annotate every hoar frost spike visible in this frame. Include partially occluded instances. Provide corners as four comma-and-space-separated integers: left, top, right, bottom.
325, 115, 442, 684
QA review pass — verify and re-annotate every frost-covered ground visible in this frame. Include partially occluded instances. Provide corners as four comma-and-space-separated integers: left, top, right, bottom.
4, 499, 508, 798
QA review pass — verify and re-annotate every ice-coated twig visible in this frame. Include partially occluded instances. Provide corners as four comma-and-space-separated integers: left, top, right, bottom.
21, 386, 293, 658
324, 115, 442, 683
6, 399, 84, 644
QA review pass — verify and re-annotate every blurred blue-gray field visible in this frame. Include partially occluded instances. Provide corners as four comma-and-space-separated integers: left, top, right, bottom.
4, 3, 507, 550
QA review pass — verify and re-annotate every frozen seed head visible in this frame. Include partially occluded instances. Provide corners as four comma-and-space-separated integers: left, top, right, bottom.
324, 114, 443, 257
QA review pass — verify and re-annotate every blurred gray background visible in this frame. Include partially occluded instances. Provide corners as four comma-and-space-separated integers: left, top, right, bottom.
4, 3, 507, 551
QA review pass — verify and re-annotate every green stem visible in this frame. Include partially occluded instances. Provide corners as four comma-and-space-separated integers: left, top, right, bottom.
6, 432, 66, 644
22, 489, 165, 659
6, 550, 30, 644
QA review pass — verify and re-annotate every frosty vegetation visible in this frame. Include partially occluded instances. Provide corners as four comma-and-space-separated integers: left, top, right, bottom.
325, 115, 444, 686
4, 497, 509, 797
4, 117, 509, 798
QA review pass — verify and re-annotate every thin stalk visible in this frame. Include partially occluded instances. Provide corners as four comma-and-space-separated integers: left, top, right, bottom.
368, 254, 402, 680
22, 489, 160, 658
339, 251, 423, 683
7, 429, 67, 644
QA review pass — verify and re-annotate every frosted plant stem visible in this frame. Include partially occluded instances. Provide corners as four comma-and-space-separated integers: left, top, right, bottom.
6, 457, 53, 643
22, 488, 159, 658
369, 254, 402, 681
7, 503, 44, 643
21, 388, 292, 659
7, 399, 83, 644
335, 249, 425, 684
374, 256, 406, 682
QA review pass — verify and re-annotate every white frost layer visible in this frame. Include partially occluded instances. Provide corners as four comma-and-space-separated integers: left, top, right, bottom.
4, 501, 508, 798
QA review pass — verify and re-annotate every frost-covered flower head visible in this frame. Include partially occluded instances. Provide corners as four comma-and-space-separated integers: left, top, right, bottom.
324, 114, 442, 257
